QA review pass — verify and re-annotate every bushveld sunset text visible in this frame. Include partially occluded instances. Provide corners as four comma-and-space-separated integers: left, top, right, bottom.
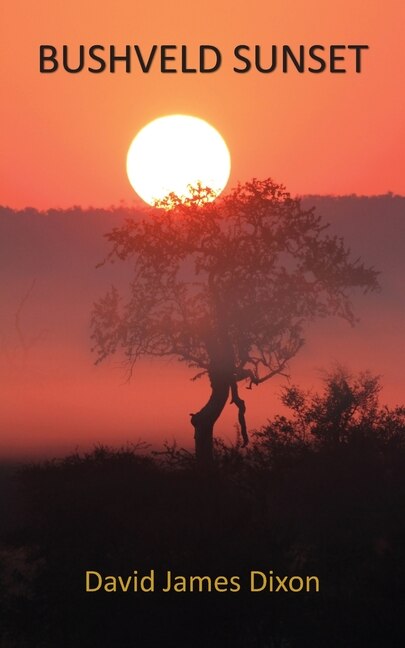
39, 44, 369, 74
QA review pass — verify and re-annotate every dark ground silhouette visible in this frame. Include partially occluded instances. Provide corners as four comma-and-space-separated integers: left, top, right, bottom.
1, 371, 405, 647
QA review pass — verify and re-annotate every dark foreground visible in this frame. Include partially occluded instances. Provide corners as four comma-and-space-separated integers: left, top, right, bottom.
1, 374, 405, 647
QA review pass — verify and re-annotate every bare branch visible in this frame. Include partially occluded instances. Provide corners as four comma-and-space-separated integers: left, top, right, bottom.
230, 381, 249, 447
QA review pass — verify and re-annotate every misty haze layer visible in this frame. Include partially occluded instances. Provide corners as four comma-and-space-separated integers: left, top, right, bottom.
0, 195, 404, 458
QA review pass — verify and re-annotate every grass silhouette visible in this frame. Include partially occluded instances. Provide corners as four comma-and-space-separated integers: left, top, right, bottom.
1, 371, 405, 647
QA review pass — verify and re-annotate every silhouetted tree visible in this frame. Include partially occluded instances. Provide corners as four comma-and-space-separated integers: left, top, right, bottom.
91, 179, 378, 468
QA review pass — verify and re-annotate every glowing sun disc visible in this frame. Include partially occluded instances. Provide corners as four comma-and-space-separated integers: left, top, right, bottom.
126, 115, 231, 206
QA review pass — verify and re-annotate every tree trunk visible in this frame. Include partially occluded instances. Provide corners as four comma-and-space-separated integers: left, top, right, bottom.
190, 371, 230, 470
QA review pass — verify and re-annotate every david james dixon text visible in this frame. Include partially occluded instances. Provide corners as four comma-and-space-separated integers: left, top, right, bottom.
85, 570, 320, 593
39, 44, 368, 74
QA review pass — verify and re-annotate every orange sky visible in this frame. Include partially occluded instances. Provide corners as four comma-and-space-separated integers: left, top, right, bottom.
1, 0, 404, 209
1, 2, 404, 459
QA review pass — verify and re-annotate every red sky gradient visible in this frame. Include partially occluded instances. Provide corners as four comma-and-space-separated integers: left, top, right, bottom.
1, 2, 404, 459
1, 0, 405, 209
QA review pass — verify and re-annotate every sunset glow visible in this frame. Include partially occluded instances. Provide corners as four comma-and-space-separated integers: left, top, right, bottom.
126, 115, 231, 206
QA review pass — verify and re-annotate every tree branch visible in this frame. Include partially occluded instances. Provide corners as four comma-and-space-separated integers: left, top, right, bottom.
230, 380, 249, 447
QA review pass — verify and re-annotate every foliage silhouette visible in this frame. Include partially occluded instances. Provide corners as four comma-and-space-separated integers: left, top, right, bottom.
91, 179, 379, 467
1, 371, 405, 647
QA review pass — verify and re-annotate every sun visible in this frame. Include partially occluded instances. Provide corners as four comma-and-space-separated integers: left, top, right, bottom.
126, 115, 231, 206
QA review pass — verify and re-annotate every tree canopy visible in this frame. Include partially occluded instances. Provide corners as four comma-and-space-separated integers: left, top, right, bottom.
91, 178, 379, 465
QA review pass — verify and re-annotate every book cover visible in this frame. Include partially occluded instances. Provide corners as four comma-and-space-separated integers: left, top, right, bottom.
1, 2, 404, 646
